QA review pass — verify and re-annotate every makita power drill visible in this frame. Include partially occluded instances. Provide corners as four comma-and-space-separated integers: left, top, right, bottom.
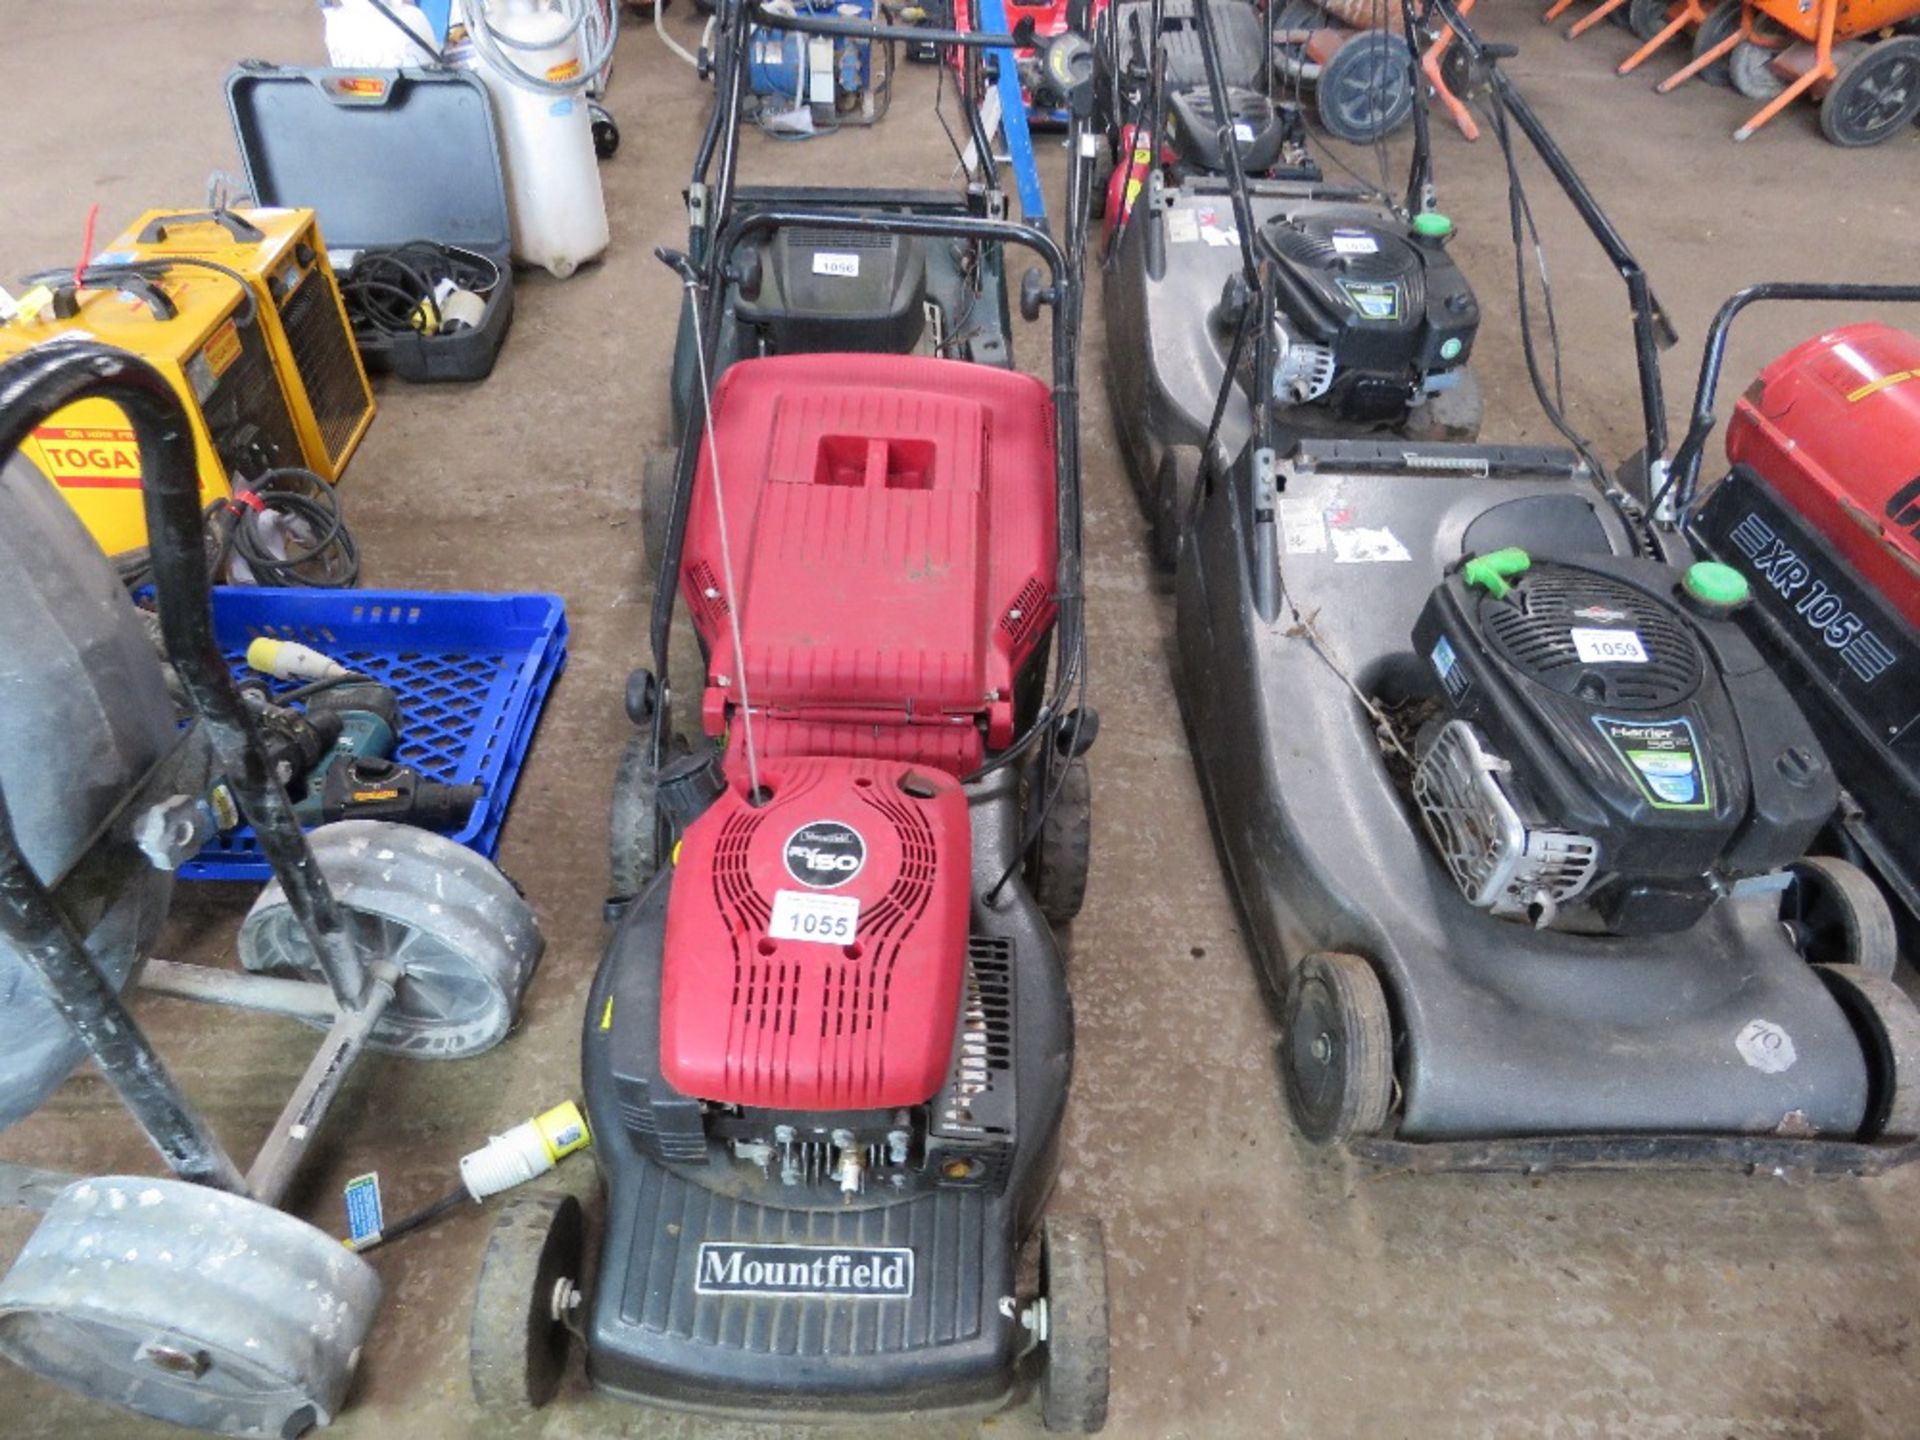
244, 680, 483, 830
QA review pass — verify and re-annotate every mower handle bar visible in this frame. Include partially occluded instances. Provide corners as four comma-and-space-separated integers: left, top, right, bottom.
0, 339, 371, 1014
1665, 281, 1920, 521
644, 199, 1093, 795
1424, 0, 1679, 476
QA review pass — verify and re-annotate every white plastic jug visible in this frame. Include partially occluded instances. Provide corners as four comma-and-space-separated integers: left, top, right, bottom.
457, 0, 611, 279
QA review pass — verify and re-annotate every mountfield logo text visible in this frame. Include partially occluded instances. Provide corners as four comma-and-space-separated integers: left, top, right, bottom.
694, 1243, 914, 1298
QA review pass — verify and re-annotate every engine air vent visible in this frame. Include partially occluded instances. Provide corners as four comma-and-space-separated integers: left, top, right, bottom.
1480, 567, 1703, 711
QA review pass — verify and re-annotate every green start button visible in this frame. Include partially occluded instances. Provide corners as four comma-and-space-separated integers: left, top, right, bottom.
1412, 211, 1454, 239
1684, 560, 1750, 609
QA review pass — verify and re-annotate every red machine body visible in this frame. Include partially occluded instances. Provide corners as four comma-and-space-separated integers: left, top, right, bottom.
1726, 321, 1920, 630
681, 353, 1058, 777
950, 0, 1111, 116
659, 756, 973, 1111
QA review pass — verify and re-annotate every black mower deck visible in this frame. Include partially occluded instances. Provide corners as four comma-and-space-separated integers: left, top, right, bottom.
1174, 438, 1877, 1145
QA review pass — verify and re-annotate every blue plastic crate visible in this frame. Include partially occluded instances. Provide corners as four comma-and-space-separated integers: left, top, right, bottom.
180, 588, 568, 881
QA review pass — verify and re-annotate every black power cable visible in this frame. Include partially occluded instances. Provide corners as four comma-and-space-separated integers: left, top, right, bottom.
205, 467, 362, 588
339, 241, 501, 340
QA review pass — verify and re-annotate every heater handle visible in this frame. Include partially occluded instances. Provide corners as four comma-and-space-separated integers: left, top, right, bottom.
137, 209, 266, 246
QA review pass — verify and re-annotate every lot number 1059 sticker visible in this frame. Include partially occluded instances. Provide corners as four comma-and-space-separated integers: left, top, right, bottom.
1569, 627, 1649, 665
769, 889, 860, 945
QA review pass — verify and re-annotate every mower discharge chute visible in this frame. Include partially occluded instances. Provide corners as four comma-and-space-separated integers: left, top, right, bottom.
1163, 0, 1920, 1169
1102, 0, 1481, 566
467, 0, 1112, 1426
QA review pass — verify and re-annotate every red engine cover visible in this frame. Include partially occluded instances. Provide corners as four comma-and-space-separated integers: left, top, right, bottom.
660, 756, 972, 1112
681, 354, 1058, 776
1726, 322, 1920, 630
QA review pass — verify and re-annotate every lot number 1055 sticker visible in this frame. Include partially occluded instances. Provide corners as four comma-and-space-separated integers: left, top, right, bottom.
769, 889, 860, 945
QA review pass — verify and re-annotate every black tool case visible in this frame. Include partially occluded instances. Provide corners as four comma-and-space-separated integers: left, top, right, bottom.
227, 64, 514, 383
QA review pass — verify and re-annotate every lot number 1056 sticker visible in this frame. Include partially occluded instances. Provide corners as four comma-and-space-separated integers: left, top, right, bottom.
769, 889, 860, 945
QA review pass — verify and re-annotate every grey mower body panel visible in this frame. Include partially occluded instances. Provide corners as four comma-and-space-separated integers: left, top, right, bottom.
1173, 439, 1872, 1141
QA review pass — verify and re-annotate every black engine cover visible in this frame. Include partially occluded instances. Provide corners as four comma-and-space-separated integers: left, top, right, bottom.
1260, 206, 1478, 419
1413, 554, 1837, 934
732, 225, 928, 355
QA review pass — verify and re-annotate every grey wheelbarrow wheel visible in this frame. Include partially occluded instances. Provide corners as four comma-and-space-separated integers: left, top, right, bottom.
0, 1176, 380, 1437
238, 821, 544, 1060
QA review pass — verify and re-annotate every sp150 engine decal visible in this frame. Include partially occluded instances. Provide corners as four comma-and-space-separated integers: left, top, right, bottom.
1726, 511, 1899, 685
694, 1243, 914, 1299
1593, 715, 1711, 811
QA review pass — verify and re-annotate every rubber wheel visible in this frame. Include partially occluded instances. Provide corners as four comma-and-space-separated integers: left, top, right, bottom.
1038, 1215, 1109, 1433
610, 731, 689, 903
1281, 951, 1395, 1143
1627, 0, 1672, 40
1729, 26, 1788, 100
1691, 0, 1743, 87
1149, 444, 1201, 571
1782, 856, 1899, 980
471, 1193, 586, 1413
1030, 757, 1092, 926
0, 1177, 381, 1437
1316, 31, 1417, 143
237, 821, 544, 1060
1815, 964, 1920, 1141
641, 447, 677, 586
589, 103, 620, 160
1820, 37, 1920, 147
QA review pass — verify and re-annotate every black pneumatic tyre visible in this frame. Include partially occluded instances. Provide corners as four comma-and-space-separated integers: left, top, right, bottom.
1815, 964, 1920, 1142
471, 1192, 586, 1412
1316, 31, 1417, 143
1281, 951, 1395, 1143
1032, 757, 1092, 926
1781, 856, 1899, 980
1820, 37, 1920, 147
1690, 0, 1744, 87
1039, 1215, 1110, 1433
641, 447, 677, 584
1627, 0, 1672, 41
609, 732, 663, 903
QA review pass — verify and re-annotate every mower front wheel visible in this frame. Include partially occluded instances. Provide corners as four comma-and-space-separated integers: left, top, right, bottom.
1281, 951, 1396, 1144
1815, 964, 1920, 1142
471, 1192, 587, 1412
1820, 37, 1920, 147
1031, 757, 1092, 927
1038, 1215, 1110, 1433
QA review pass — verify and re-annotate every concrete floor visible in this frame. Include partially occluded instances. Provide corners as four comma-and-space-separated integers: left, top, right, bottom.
4, 2, 1920, 1436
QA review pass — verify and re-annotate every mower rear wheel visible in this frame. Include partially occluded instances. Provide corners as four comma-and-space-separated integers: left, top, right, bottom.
471, 1192, 586, 1412
1820, 37, 1920, 147
1282, 951, 1395, 1144
1038, 1215, 1110, 1433
1150, 444, 1202, 570
1782, 856, 1899, 980
1691, 0, 1743, 87
1815, 965, 1920, 1142
1627, 0, 1672, 41
1031, 758, 1092, 927
641, 448, 677, 585
1316, 31, 1417, 143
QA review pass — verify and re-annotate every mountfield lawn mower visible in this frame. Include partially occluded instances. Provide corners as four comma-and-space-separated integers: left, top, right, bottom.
465, 1, 1111, 1426
1677, 289, 1920, 971
1104, 0, 1481, 566
0, 338, 544, 1433
1166, 0, 1920, 1169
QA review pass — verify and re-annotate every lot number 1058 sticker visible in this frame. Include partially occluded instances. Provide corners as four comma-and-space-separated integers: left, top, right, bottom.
769, 889, 860, 945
